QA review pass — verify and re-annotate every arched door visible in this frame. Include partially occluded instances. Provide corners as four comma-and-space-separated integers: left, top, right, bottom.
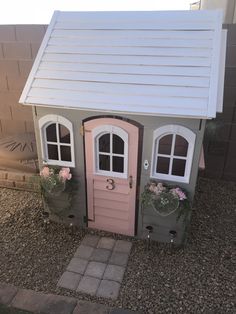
84, 118, 139, 236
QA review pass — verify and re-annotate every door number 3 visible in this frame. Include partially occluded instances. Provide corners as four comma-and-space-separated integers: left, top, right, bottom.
106, 178, 115, 190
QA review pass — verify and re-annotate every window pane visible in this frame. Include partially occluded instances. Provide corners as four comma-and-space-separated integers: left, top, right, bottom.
99, 134, 110, 153
113, 134, 124, 154
59, 124, 70, 143
174, 135, 188, 157
156, 157, 170, 174
60, 146, 72, 162
158, 135, 173, 155
46, 124, 57, 142
47, 144, 58, 160
99, 154, 110, 171
112, 156, 124, 173
172, 159, 186, 176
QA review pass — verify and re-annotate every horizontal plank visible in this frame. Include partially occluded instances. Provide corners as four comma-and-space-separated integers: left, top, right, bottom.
25, 96, 208, 117
93, 180, 130, 194
32, 79, 209, 98
94, 199, 129, 212
45, 45, 212, 58
35, 69, 210, 87
42, 53, 211, 67
28, 88, 208, 109
57, 10, 220, 23
52, 29, 214, 40
49, 36, 213, 49
94, 189, 129, 202
55, 21, 215, 31
94, 207, 129, 221
39, 61, 211, 77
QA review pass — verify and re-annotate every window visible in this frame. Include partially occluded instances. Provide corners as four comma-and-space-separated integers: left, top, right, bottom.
93, 125, 128, 178
151, 125, 196, 183
39, 115, 75, 167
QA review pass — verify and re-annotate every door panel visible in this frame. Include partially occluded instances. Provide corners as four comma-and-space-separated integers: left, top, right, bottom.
84, 118, 139, 236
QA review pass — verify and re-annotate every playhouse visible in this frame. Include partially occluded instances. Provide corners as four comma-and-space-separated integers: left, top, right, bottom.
19, 10, 226, 243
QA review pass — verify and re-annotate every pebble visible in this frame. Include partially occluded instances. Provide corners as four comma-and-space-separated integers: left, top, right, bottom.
0, 178, 235, 313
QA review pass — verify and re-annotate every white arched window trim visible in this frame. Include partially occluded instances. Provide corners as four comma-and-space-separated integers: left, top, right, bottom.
92, 124, 128, 178
38, 114, 75, 167
151, 125, 196, 183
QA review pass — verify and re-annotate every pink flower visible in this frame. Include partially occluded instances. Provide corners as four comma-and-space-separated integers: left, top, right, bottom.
59, 167, 72, 181
170, 188, 187, 201
40, 166, 50, 178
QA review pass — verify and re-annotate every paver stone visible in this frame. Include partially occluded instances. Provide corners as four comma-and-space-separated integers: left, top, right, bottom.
109, 251, 129, 266
73, 300, 110, 314
57, 271, 81, 290
81, 235, 100, 247
74, 245, 94, 259
76, 276, 100, 295
113, 240, 132, 254
0, 282, 18, 305
85, 261, 107, 279
97, 237, 116, 250
96, 280, 120, 300
11, 289, 50, 313
40, 293, 77, 314
103, 264, 125, 283
66, 257, 88, 274
90, 248, 111, 263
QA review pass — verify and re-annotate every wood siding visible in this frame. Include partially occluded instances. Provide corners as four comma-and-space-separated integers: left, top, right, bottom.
20, 11, 225, 119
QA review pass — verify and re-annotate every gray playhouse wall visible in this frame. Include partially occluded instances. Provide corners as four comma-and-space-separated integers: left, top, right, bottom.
33, 106, 205, 243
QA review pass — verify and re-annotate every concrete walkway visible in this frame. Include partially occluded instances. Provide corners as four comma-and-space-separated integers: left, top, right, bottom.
58, 235, 132, 300
0, 282, 142, 314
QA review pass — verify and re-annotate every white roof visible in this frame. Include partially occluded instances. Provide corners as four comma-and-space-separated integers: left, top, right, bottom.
19, 10, 226, 119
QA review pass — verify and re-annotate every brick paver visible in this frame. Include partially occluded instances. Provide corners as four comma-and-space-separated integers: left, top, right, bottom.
0, 281, 141, 313
114, 240, 132, 254
103, 264, 125, 283
97, 237, 116, 250
76, 276, 100, 295
80, 235, 100, 247
109, 251, 129, 266
74, 245, 94, 259
67, 257, 88, 274
73, 300, 110, 314
57, 235, 133, 300
0, 282, 18, 305
97, 279, 121, 300
90, 248, 111, 262
85, 261, 107, 279
57, 271, 81, 290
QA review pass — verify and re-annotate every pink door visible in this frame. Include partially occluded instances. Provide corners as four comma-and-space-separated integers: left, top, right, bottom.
84, 118, 139, 236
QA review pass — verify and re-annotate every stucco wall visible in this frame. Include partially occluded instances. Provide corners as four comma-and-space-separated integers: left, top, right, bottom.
0, 25, 46, 137
33, 106, 205, 242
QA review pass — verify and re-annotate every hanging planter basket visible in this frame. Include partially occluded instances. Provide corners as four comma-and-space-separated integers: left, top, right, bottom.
151, 192, 179, 217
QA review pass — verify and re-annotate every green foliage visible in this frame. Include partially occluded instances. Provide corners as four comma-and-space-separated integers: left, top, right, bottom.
141, 180, 191, 223
35, 166, 78, 217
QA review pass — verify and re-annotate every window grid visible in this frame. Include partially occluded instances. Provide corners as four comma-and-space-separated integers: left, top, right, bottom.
97, 132, 125, 173
39, 114, 75, 168
151, 125, 196, 183
155, 133, 188, 176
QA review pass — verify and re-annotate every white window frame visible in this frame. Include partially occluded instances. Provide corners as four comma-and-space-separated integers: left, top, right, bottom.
38, 114, 75, 167
92, 125, 128, 179
151, 125, 196, 183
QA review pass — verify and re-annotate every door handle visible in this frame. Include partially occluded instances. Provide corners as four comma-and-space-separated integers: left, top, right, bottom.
129, 175, 133, 189
106, 178, 115, 190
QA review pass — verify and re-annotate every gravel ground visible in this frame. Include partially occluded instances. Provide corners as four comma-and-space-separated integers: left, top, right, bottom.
0, 177, 235, 313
